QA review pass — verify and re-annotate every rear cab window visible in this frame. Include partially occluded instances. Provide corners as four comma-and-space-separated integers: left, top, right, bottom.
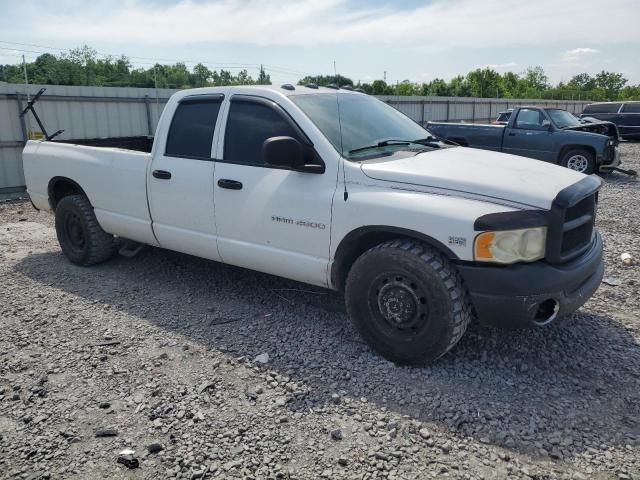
165, 95, 223, 159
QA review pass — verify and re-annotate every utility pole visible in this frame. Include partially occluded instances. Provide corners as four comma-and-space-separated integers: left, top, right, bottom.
383, 71, 387, 82
22, 55, 32, 138
153, 65, 160, 126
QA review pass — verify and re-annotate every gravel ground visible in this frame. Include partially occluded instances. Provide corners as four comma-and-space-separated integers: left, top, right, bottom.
1, 143, 639, 480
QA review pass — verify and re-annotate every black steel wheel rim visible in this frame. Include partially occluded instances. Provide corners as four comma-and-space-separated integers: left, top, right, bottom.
64, 211, 86, 252
368, 272, 430, 339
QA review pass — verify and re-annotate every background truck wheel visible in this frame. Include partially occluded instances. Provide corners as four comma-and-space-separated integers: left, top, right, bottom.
345, 239, 472, 364
55, 194, 116, 266
561, 149, 596, 174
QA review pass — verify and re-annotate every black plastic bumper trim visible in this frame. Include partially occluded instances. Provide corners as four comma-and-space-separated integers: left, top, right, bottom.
457, 231, 603, 328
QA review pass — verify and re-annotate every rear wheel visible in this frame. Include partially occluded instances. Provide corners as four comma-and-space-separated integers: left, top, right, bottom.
345, 239, 472, 364
561, 149, 596, 174
55, 195, 116, 266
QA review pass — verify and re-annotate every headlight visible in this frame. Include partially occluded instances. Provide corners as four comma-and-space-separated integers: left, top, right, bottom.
474, 227, 547, 264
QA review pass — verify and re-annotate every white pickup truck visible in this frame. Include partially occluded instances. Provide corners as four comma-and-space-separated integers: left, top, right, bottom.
23, 85, 604, 363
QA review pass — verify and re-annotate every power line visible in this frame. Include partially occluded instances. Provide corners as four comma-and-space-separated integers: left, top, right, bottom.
0, 40, 314, 77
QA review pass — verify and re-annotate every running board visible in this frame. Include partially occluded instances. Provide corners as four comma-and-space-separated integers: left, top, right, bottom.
118, 241, 145, 258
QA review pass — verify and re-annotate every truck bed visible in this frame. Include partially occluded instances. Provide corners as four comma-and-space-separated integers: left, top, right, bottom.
53, 135, 154, 153
428, 122, 505, 151
22, 140, 157, 246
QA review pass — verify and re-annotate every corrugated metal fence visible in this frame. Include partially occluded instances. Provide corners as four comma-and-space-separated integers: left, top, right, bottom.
0, 82, 590, 195
377, 95, 590, 126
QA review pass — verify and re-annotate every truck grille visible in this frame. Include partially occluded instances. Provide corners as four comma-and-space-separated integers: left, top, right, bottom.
546, 177, 600, 264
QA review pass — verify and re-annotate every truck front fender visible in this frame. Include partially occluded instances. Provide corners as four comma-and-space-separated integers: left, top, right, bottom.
330, 225, 459, 291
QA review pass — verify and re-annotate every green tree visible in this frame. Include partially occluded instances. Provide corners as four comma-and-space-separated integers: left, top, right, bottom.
297, 74, 353, 87
192, 63, 211, 87
257, 66, 271, 85
395, 80, 418, 96
523, 66, 549, 91
568, 73, 596, 91
467, 68, 502, 97
370, 80, 393, 95
594, 71, 627, 100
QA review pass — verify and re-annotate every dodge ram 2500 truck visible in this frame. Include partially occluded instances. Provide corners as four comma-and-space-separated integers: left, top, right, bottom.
428, 106, 620, 174
23, 85, 604, 364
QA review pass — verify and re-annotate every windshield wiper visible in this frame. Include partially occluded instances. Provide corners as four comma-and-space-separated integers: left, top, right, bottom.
348, 139, 412, 154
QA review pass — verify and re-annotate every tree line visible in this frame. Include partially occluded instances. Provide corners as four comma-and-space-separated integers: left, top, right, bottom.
1, 45, 638, 101
300, 68, 639, 101
0, 46, 271, 89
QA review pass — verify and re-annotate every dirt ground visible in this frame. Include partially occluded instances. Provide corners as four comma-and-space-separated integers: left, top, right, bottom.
1, 144, 639, 480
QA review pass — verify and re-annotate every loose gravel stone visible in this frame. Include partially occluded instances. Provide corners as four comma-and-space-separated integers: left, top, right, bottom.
0, 143, 639, 478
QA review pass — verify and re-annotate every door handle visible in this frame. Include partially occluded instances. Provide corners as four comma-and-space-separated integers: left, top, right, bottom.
508, 132, 516, 136
217, 179, 243, 190
152, 170, 172, 180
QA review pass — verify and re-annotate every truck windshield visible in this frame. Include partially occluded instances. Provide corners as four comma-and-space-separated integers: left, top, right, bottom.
291, 93, 432, 160
547, 109, 582, 129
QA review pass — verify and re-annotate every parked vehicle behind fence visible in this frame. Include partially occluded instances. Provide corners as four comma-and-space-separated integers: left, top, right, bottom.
580, 101, 640, 140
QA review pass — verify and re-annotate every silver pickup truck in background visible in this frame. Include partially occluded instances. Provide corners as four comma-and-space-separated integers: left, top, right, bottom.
428, 106, 621, 174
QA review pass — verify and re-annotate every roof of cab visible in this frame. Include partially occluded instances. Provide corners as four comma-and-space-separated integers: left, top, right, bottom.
172, 84, 363, 101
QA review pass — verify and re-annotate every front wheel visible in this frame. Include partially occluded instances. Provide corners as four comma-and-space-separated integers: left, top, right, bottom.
345, 240, 472, 364
561, 149, 596, 174
55, 194, 116, 266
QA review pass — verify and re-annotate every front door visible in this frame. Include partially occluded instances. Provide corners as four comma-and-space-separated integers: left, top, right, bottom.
148, 94, 224, 261
503, 108, 555, 161
213, 95, 337, 287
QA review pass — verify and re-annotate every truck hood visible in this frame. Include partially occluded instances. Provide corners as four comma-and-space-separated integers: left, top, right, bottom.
564, 120, 619, 140
360, 147, 586, 209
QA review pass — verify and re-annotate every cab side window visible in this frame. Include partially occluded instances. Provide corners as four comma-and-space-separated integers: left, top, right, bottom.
224, 99, 302, 166
514, 109, 546, 130
165, 97, 222, 160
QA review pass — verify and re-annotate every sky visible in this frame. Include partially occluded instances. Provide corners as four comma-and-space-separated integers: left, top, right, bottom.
1, 0, 639, 86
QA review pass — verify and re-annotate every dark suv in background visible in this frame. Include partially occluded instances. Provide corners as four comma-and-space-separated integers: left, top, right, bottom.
580, 101, 640, 140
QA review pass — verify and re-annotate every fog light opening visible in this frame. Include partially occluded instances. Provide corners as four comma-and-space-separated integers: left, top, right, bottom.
533, 299, 559, 326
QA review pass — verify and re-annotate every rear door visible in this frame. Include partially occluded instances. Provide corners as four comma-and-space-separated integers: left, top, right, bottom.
619, 103, 640, 137
212, 94, 337, 287
147, 94, 224, 261
502, 108, 555, 161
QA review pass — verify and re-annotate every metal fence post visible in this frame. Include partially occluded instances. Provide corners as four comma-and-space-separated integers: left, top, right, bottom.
421, 100, 426, 127
472, 101, 476, 123
144, 95, 153, 135
446, 101, 450, 121
15, 92, 28, 144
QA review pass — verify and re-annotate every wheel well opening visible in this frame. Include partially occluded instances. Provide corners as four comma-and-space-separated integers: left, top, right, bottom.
558, 145, 596, 164
48, 178, 85, 211
331, 228, 457, 291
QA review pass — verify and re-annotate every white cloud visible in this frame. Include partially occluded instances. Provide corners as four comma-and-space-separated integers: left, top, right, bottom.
483, 62, 519, 70
2, 0, 639, 50
562, 47, 600, 62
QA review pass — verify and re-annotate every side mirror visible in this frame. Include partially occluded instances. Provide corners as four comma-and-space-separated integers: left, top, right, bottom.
541, 119, 552, 130
262, 136, 324, 173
